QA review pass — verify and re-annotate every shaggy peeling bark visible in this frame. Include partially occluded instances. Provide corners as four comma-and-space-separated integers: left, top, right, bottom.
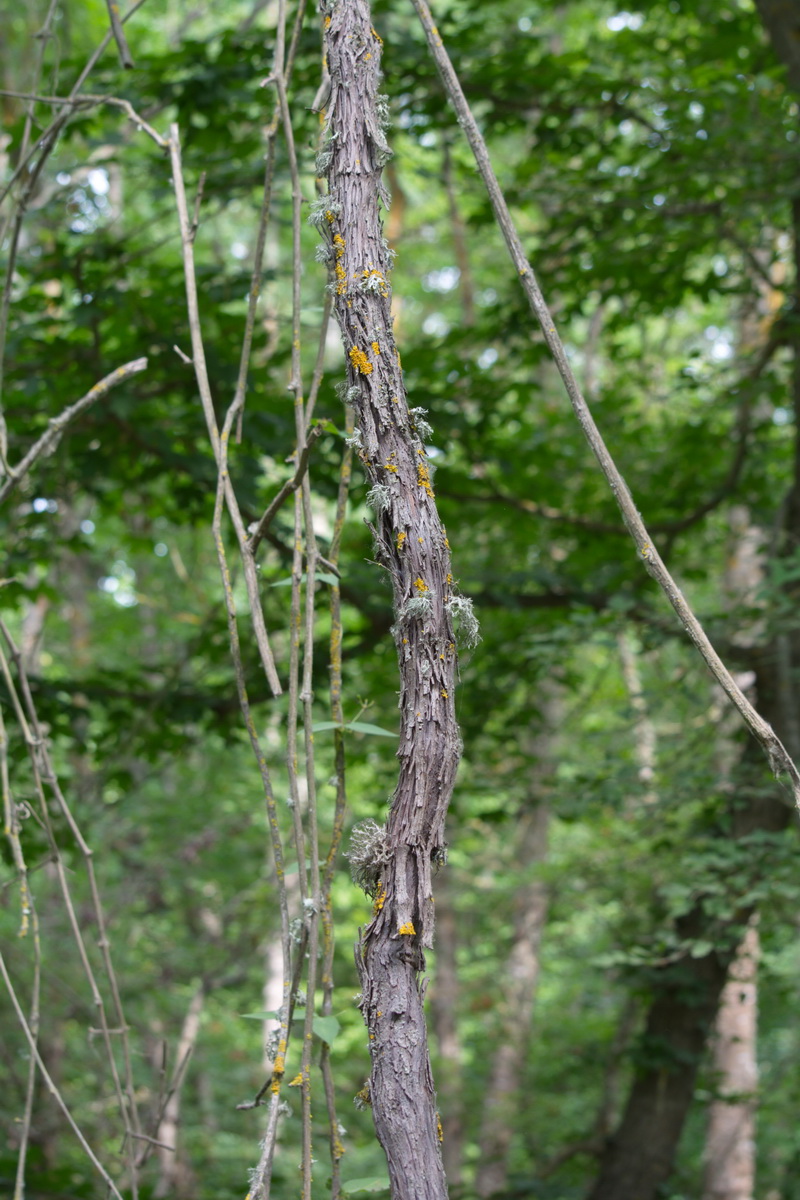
318, 3, 469, 1196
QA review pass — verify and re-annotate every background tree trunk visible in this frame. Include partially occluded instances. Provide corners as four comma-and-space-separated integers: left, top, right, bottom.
703, 923, 759, 1200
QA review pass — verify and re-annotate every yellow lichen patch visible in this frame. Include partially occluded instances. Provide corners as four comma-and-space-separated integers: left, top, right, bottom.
437, 1114, 444, 1143
441, 689, 448, 699
417, 461, 435, 498
396, 530, 407, 550
371, 340, 381, 354
288, 1072, 304, 1087
384, 461, 398, 473
446, 573, 453, 584
373, 881, 386, 914
324, 14, 331, 27
333, 234, 347, 294
271, 1052, 286, 1094
325, 210, 335, 224
398, 921, 416, 935
372, 25, 383, 44
355, 1085, 372, 1107
413, 577, 428, 592
349, 346, 373, 375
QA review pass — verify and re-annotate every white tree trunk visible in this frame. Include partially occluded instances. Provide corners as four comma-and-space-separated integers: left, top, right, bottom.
703, 923, 759, 1200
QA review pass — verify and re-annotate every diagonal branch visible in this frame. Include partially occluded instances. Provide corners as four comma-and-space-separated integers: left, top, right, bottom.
104, 0, 135, 68
410, 0, 800, 807
0, 357, 148, 505
248, 424, 324, 554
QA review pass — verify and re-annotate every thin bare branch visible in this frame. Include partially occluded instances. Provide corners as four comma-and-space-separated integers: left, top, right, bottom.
104, 0, 135, 68
0, 357, 148, 505
0, 91, 167, 148
248, 424, 324, 554
411, 0, 800, 806
0, 949, 126, 1200
232, 0, 307, 441
168, 122, 282, 697
0, 702, 41, 1200
0, 0, 150, 208
0, 627, 142, 1193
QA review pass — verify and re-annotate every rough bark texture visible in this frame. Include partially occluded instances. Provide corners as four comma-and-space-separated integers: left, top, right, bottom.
319, 3, 465, 1196
587, 928, 732, 1200
703, 924, 758, 1200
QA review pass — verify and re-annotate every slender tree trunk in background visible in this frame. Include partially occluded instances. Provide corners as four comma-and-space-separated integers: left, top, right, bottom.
429, 875, 465, 1187
475, 703, 557, 1199
701, 493, 766, 1199
587, 293, 800, 1200
617, 630, 657, 806
320, 3, 472, 1195
153, 985, 204, 1199
475, 801, 549, 1199
703, 923, 759, 1200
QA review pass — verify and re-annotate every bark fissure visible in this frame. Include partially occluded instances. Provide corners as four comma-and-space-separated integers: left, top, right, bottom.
318, 2, 468, 1196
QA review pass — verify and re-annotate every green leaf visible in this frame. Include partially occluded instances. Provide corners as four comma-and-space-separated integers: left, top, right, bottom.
311, 720, 396, 738
240, 1011, 280, 1021
341, 1178, 390, 1195
312, 1014, 341, 1044
270, 572, 339, 588
345, 721, 396, 738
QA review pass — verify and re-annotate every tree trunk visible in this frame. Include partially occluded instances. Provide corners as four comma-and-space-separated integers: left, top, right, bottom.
475, 779, 551, 1198
153, 985, 204, 1199
320, 3, 472, 1196
703, 923, 758, 1200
